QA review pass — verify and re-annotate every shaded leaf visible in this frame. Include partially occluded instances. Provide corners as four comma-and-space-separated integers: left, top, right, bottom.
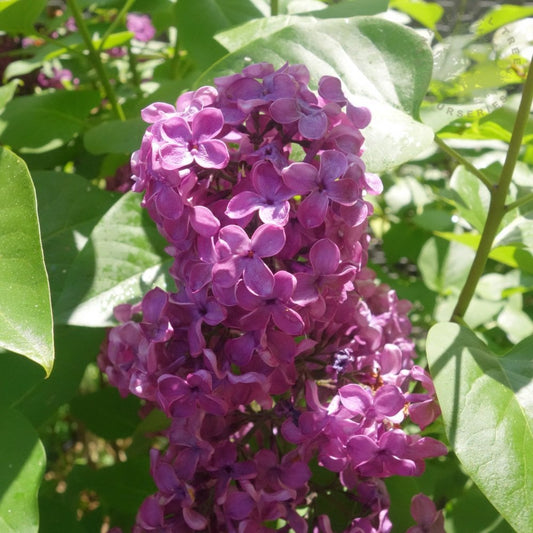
0, 407, 46, 533
0, 90, 101, 152
53, 192, 173, 327
0, 148, 53, 375
175, 0, 265, 68
426, 323, 533, 533
70, 387, 142, 440
0, 0, 47, 34
84, 118, 146, 155
201, 17, 434, 172
10, 326, 105, 428
32, 171, 117, 305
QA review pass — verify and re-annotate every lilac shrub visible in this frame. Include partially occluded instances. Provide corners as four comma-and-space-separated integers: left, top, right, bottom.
99, 62, 447, 532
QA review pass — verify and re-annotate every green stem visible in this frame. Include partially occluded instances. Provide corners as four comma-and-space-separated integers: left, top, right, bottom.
98, 0, 136, 52
170, 32, 181, 80
451, 54, 533, 322
434, 135, 493, 191
271, 0, 279, 16
505, 191, 533, 213
66, 0, 126, 121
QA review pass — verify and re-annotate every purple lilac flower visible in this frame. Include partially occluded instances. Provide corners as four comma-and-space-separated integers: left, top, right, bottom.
126, 13, 156, 42
99, 61, 446, 533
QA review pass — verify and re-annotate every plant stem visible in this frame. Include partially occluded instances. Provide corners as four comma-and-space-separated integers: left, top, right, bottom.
66, 0, 126, 121
434, 135, 492, 191
451, 53, 533, 322
98, 0, 136, 52
505, 191, 533, 213
271, 0, 279, 16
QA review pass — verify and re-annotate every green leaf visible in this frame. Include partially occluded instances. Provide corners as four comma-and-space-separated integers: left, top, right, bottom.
0, 79, 20, 112
426, 323, 533, 533
3, 326, 106, 428
494, 211, 533, 249
472, 4, 533, 37
84, 118, 146, 155
202, 17, 434, 172
0, 90, 101, 153
175, 0, 265, 68
307, 0, 389, 17
0, 407, 46, 533
0, 0, 47, 34
0, 148, 53, 376
389, 0, 444, 30
447, 165, 491, 232
70, 387, 142, 440
418, 236, 475, 294
53, 192, 172, 327
32, 171, 117, 305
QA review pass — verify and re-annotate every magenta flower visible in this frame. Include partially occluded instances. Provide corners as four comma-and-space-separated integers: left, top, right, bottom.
407, 493, 445, 533
126, 13, 156, 42
212, 223, 285, 296
293, 238, 356, 314
226, 160, 294, 226
282, 150, 357, 228
158, 108, 229, 170
157, 370, 227, 417
236, 271, 304, 335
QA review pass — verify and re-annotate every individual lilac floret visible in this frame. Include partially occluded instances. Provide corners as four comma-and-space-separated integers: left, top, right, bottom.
407, 493, 445, 533
157, 107, 229, 170
282, 149, 358, 228
126, 13, 156, 42
226, 160, 294, 226
213, 223, 285, 296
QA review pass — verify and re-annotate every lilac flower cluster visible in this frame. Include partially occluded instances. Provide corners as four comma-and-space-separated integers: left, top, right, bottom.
99, 62, 446, 532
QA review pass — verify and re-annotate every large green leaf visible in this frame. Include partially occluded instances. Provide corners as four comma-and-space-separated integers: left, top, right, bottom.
426, 323, 533, 533
32, 171, 117, 305
0, 90, 101, 153
389, 0, 444, 30
0, 148, 53, 375
0, 0, 47, 34
53, 192, 172, 327
201, 17, 434, 172
0, 407, 46, 533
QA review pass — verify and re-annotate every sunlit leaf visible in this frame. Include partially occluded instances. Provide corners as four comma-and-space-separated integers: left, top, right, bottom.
418, 236, 475, 294
390, 0, 444, 30
0, 407, 46, 533
426, 323, 533, 533
0, 148, 54, 375
202, 17, 434, 172
472, 4, 533, 36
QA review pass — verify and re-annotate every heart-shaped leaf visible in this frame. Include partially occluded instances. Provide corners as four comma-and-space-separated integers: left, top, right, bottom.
0, 148, 54, 375
426, 322, 533, 533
